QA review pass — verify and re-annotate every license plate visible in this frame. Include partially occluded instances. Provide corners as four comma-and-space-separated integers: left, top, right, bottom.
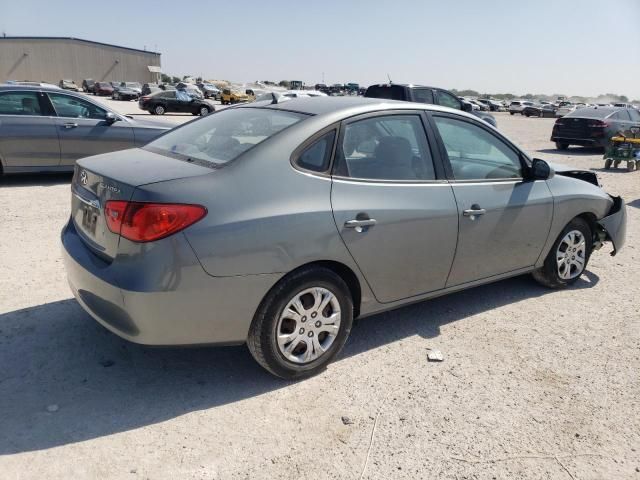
81, 204, 99, 235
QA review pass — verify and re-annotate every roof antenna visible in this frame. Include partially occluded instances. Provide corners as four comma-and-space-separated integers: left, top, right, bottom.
387, 73, 392, 84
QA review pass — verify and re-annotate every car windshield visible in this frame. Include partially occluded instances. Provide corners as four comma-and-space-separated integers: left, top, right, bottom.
126, 82, 141, 88
145, 107, 308, 166
565, 108, 611, 119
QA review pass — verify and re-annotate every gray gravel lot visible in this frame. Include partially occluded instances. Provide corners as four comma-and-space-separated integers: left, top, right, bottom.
0, 111, 638, 479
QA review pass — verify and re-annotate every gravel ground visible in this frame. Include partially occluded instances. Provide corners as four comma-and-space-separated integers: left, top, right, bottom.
0, 111, 638, 479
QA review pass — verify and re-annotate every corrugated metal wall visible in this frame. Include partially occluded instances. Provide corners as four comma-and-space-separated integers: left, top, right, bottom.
0, 38, 161, 85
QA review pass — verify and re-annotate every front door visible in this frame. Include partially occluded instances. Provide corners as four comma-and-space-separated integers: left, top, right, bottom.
430, 114, 554, 287
331, 112, 459, 303
46, 92, 134, 165
0, 90, 60, 169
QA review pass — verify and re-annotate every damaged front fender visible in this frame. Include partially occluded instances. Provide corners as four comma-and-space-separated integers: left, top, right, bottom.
596, 196, 626, 256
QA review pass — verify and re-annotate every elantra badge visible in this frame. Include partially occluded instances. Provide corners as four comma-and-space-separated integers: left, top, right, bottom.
80, 170, 88, 185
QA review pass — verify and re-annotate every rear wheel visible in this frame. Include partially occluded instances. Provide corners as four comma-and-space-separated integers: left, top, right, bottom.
627, 160, 636, 172
604, 158, 613, 169
247, 267, 354, 379
532, 217, 592, 289
199, 106, 210, 116
154, 104, 166, 115
555, 141, 569, 150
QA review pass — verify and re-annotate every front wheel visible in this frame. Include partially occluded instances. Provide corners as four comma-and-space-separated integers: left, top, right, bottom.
199, 106, 210, 116
532, 217, 592, 289
555, 141, 569, 150
154, 104, 166, 115
247, 267, 354, 379
627, 160, 636, 172
604, 158, 613, 169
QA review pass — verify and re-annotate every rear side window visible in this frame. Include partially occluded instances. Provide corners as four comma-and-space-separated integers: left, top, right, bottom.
0, 91, 42, 115
146, 107, 307, 166
295, 131, 336, 172
629, 108, 640, 121
411, 89, 434, 104
335, 114, 436, 181
613, 110, 632, 121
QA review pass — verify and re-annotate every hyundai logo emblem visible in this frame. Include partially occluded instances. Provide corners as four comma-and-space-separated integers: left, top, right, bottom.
80, 170, 88, 185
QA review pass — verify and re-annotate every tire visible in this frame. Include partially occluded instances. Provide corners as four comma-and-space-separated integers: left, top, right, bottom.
555, 141, 569, 150
510, 112, 515, 115
613, 159, 622, 168
199, 106, 210, 116
247, 266, 354, 379
627, 160, 636, 172
532, 217, 592, 289
154, 104, 166, 115
604, 158, 613, 169
524, 112, 531, 117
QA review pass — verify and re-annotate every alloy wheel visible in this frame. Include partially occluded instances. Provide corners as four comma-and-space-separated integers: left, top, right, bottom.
556, 230, 586, 280
276, 287, 341, 364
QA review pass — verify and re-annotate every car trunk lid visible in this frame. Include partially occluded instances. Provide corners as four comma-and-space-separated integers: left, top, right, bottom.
71, 148, 214, 260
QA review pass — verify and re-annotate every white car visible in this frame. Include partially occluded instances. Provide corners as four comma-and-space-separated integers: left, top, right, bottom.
556, 104, 581, 117
509, 100, 533, 115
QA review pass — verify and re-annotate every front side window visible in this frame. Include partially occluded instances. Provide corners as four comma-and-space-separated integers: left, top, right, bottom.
433, 116, 522, 180
296, 131, 335, 172
411, 88, 434, 104
335, 115, 436, 181
0, 91, 42, 115
436, 91, 461, 110
48, 93, 107, 119
146, 107, 307, 166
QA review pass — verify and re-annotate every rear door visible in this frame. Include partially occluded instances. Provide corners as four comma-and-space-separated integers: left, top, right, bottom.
331, 111, 459, 303
429, 113, 553, 287
0, 90, 60, 169
45, 91, 134, 165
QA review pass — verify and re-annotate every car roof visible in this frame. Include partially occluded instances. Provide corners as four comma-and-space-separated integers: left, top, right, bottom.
243, 95, 478, 120
0, 84, 64, 92
565, 107, 620, 118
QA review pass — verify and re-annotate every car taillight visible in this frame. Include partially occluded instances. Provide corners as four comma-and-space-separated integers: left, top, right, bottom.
140, 96, 150, 101
588, 120, 608, 127
105, 201, 207, 242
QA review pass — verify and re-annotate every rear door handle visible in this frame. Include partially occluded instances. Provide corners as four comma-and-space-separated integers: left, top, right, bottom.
63, 122, 78, 129
344, 218, 377, 232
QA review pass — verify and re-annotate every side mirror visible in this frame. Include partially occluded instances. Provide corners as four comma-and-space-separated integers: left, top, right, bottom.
461, 102, 473, 112
105, 112, 118, 124
529, 158, 554, 180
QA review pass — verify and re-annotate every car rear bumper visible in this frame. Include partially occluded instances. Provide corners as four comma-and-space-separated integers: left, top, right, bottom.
551, 136, 607, 147
597, 195, 626, 255
61, 218, 281, 346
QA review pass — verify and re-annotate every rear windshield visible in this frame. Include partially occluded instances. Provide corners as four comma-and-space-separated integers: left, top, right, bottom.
364, 85, 406, 101
565, 108, 610, 119
145, 107, 307, 166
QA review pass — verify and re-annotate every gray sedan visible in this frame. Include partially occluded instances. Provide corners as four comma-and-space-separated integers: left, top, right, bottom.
61, 97, 626, 379
0, 85, 172, 174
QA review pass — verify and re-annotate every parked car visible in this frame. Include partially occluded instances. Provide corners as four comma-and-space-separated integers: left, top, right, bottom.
112, 85, 140, 101
477, 98, 502, 112
119, 82, 142, 95
159, 83, 176, 91
61, 96, 625, 378
196, 82, 221, 99
0, 85, 172, 174
555, 103, 579, 117
4, 81, 60, 89
59, 79, 81, 91
460, 97, 480, 110
551, 106, 640, 150
468, 98, 488, 111
522, 104, 558, 118
82, 79, 95, 94
508, 100, 533, 115
138, 89, 215, 115
221, 88, 250, 105
364, 83, 497, 127
141, 83, 159, 96
176, 82, 203, 99
94, 82, 114, 96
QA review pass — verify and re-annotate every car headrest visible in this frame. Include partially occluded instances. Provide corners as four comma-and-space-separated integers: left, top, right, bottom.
374, 136, 412, 164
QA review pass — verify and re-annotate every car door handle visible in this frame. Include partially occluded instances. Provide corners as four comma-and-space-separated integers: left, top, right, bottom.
344, 218, 377, 232
63, 122, 78, 129
463, 205, 486, 217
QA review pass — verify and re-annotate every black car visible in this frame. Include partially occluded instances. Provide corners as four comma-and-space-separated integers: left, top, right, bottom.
112, 85, 140, 101
138, 90, 215, 116
364, 83, 497, 127
82, 79, 95, 94
551, 107, 640, 150
523, 104, 558, 118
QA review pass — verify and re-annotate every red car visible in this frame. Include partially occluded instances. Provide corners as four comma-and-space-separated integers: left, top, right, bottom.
94, 82, 114, 96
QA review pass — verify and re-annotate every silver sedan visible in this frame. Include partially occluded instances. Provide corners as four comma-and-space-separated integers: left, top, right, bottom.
61, 97, 626, 378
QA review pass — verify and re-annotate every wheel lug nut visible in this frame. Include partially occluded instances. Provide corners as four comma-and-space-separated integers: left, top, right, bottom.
311, 312, 317, 318
315, 321, 321, 328
308, 331, 314, 337
301, 316, 306, 322
299, 328, 305, 334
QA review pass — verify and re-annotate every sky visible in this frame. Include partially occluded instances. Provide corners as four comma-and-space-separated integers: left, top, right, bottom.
2, 0, 640, 99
